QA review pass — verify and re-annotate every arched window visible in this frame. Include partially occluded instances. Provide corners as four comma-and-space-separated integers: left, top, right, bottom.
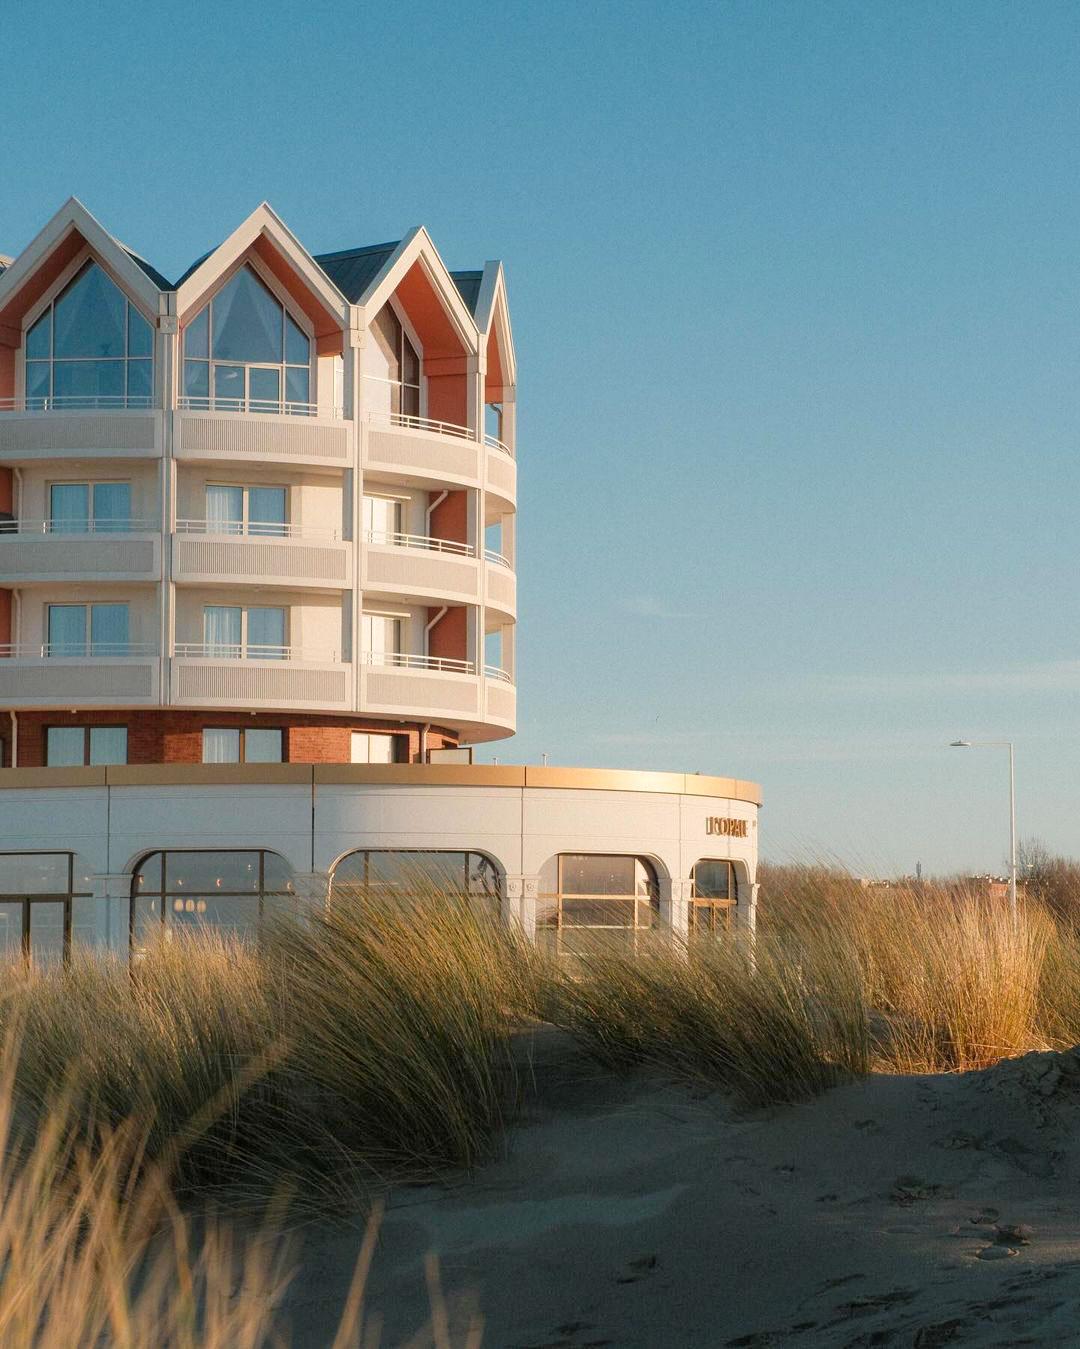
0, 852, 94, 966
689, 860, 738, 937
537, 854, 660, 958
182, 265, 312, 414
25, 261, 154, 410
130, 849, 296, 948
330, 849, 501, 913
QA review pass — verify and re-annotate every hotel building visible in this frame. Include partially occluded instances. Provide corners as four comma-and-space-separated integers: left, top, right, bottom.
0, 199, 760, 961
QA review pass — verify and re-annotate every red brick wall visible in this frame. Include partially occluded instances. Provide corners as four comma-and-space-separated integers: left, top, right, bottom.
0, 589, 10, 651
0, 467, 12, 514
13, 711, 459, 767
429, 489, 468, 545
426, 605, 468, 662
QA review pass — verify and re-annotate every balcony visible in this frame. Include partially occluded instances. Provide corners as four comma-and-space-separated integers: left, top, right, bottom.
361, 531, 480, 604
0, 643, 160, 706
364, 412, 514, 494
359, 651, 515, 731
0, 519, 160, 583
175, 399, 351, 469
484, 551, 517, 619
0, 398, 162, 461
173, 520, 350, 591
170, 644, 351, 711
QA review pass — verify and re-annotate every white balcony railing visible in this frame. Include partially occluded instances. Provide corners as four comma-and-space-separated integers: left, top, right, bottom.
362, 650, 475, 675
484, 664, 514, 684
0, 518, 156, 535
0, 396, 155, 412
364, 529, 475, 557
177, 396, 344, 419
484, 547, 511, 568
367, 410, 514, 458
0, 642, 158, 659
175, 518, 341, 542
173, 644, 341, 662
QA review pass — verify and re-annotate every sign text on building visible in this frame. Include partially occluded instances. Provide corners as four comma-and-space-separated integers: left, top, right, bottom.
706, 816, 748, 838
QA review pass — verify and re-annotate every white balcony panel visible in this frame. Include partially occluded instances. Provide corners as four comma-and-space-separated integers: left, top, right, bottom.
0, 658, 158, 706
485, 681, 516, 729
363, 666, 482, 720
176, 412, 351, 467
485, 445, 517, 506
0, 534, 159, 583
484, 562, 517, 618
0, 412, 162, 460
362, 545, 479, 603
171, 658, 351, 711
173, 536, 350, 589
366, 426, 481, 487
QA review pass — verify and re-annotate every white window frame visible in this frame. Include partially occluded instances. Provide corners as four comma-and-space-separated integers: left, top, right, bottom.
45, 602, 130, 657
20, 248, 157, 409
205, 482, 289, 534
203, 605, 289, 659
47, 479, 133, 533
182, 255, 316, 412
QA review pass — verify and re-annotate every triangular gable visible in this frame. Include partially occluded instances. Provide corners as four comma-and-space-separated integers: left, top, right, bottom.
357, 228, 479, 356
475, 262, 516, 396
0, 197, 166, 346
173, 203, 349, 353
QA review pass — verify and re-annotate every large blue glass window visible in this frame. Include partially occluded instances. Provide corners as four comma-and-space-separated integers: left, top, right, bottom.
182, 266, 311, 414
24, 262, 154, 410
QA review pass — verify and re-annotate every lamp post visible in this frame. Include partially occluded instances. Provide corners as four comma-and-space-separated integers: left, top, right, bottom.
949, 739, 1017, 923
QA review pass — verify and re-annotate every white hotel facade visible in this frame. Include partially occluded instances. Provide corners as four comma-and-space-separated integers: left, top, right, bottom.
0, 199, 759, 962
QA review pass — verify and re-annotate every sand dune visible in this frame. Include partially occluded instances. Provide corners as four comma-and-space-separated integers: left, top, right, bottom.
285, 1033, 1080, 1346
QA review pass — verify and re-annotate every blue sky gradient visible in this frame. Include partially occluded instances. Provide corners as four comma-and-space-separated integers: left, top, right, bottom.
5, 0, 1080, 874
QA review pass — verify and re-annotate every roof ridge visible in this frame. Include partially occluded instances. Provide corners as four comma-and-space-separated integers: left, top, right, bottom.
313, 241, 400, 261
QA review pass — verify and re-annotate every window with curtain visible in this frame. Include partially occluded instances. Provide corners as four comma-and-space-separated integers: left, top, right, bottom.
45, 725, 128, 766
203, 606, 286, 659
130, 849, 296, 947
24, 262, 154, 410
205, 484, 287, 536
47, 603, 129, 657
361, 612, 404, 665
48, 482, 131, 534
182, 266, 311, 414
202, 727, 283, 763
350, 731, 404, 763
360, 303, 421, 418
362, 495, 405, 543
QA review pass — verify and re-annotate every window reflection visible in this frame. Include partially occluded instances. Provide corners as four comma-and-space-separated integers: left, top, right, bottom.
688, 860, 738, 938
330, 850, 501, 912
131, 849, 296, 948
538, 855, 660, 959
0, 852, 93, 964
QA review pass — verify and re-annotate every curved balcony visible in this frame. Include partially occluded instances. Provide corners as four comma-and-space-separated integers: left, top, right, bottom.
361, 530, 481, 604
172, 520, 351, 591
170, 644, 351, 711
359, 651, 516, 736
0, 398, 162, 462
0, 643, 160, 706
175, 401, 351, 469
484, 551, 517, 620
0, 519, 160, 583
364, 413, 516, 506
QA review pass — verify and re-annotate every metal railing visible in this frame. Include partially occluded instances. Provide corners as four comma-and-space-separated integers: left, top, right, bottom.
367, 410, 514, 458
173, 643, 342, 663
0, 642, 158, 659
176, 518, 341, 542
364, 529, 475, 557
0, 396, 155, 413
0, 518, 155, 536
484, 663, 514, 684
363, 650, 475, 675
483, 548, 512, 568
178, 396, 343, 419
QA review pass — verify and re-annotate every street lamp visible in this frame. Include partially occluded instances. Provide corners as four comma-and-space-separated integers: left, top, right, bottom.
949, 739, 1017, 923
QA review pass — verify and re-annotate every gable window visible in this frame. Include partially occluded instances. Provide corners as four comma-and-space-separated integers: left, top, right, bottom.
203, 605, 287, 659
205, 484, 287, 536
47, 603, 129, 657
49, 481, 132, 534
25, 261, 154, 410
363, 303, 420, 419
202, 727, 284, 763
46, 725, 128, 766
182, 265, 312, 414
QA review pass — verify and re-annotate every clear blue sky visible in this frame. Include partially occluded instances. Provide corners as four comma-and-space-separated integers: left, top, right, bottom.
5, 0, 1080, 875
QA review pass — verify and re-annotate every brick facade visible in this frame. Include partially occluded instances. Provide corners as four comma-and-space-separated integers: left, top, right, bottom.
13, 710, 459, 768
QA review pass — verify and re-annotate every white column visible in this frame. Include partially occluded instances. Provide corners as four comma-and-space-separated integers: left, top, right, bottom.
467, 353, 484, 439
100, 873, 134, 956
501, 390, 516, 453
662, 878, 691, 948
505, 874, 539, 941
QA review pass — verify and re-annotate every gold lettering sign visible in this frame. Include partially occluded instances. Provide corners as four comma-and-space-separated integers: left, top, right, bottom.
706, 816, 748, 838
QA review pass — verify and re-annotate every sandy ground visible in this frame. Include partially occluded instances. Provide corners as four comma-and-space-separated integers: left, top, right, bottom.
282, 1032, 1080, 1347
